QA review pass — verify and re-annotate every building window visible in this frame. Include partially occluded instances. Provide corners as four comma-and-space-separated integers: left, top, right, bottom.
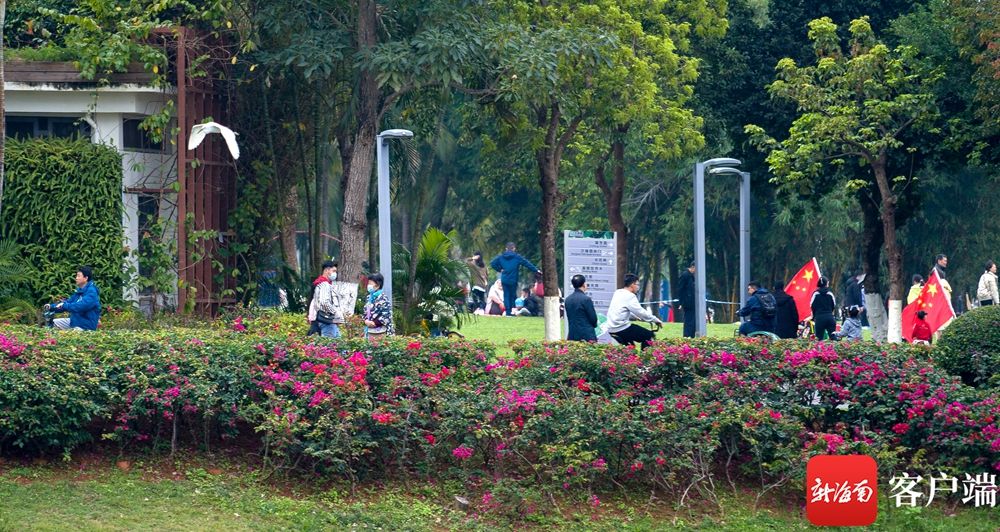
4, 116, 91, 139
123, 118, 163, 152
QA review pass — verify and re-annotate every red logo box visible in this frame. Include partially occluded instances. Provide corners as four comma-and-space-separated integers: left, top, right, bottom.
806, 455, 878, 526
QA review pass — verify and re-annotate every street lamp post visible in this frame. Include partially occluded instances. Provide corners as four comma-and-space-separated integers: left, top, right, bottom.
376, 129, 414, 303
709, 167, 751, 311
694, 157, 741, 337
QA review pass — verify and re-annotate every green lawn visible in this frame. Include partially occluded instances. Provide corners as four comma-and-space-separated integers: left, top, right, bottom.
457, 316, 739, 346
0, 458, 997, 531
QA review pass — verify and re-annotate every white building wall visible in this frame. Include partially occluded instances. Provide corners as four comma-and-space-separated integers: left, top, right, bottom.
5, 82, 178, 307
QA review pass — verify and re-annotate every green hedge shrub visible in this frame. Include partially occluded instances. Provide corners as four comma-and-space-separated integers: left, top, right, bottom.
1, 137, 126, 305
1, 318, 998, 512
936, 305, 1000, 387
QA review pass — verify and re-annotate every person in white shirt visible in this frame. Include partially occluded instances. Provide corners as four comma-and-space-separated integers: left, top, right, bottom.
977, 260, 999, 306
605, 273, 662, 349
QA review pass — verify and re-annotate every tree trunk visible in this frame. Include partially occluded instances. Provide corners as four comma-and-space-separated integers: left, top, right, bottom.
261, 82, 298, 273
1, 0, 9, 222
538, 152, 561, 341
292, 80, 316, 273
280, 182, 300, 273
318, 139, 332, 261
337, 0, 380, 284
536, 102, 581, 341
873, 159, 904, 342
593, 128, 629, 288
860, 187, 887, 341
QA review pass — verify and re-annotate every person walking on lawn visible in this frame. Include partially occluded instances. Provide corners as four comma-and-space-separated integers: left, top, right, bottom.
490, 242, 540, 316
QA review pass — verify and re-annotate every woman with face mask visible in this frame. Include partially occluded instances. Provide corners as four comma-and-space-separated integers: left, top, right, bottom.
363, 272, 394, 340
309, 261, 344, 338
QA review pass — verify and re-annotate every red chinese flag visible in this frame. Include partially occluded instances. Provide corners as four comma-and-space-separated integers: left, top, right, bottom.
902, 270, 956, 342
785, 258, 822, 322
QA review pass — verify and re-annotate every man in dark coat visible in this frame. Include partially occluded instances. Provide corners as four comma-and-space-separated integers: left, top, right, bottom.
565, 274, 598, 341
490, 242, 540, 316
676, 262, 696, 338
772, 280, 799, 339
738, 281, 776, 335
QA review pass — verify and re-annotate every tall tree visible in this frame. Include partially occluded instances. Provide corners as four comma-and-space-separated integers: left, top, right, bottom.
474, 0, 723, 339
747, 16, 942, 341
584, 0, 722, 288
0, 0, 6, 222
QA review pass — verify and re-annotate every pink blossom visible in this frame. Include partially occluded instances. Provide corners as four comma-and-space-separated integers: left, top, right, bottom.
292, 381, 315, 397
674, 395, 691, 410
371, 411, 394, 424
424, 433, 436, 445
892, 423, 910, 434
232, 316, 246, 332
768, 410, 782, 420
452, 445, 474, 460
309, 389, 330, 407
589, 495, 600, 508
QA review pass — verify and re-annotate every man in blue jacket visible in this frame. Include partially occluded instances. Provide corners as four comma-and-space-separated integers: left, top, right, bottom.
490, 242, 540, 316
50, 266, 101, 331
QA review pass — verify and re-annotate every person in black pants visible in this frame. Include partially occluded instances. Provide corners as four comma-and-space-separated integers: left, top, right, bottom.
810, 277, 837, 340
565, 275, 598, 341
676, 262, 696, 337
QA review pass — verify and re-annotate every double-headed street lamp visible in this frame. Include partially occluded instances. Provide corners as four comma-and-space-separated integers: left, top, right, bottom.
377, 129, 414, 303
694, 157, 741, 337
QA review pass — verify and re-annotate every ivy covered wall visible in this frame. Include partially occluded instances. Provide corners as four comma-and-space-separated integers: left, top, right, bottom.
2, 137, 127, 305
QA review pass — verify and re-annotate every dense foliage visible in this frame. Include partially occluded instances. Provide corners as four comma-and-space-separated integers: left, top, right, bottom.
2, 318, 999, 512
2, 0, 997, 332
936, 305, 1000, 388
0, 138, 126, 306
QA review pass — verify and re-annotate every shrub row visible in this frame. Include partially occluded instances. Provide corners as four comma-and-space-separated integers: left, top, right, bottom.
1, 316, 998, 510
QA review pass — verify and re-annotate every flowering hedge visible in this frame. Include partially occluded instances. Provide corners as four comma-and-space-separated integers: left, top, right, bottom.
1, 319, 998, 511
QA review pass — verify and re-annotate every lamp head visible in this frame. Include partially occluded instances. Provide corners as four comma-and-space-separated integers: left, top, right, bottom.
708, 167, 744, 176
702, 157, 741, 168
379, 129, 414, 139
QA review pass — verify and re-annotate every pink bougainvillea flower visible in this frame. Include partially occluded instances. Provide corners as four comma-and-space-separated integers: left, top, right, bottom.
452, 445, 473, 460
424, 433, 436, 445
309, 389, 330, 407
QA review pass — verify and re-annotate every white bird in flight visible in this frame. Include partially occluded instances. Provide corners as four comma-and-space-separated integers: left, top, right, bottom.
187, 121, 240, 159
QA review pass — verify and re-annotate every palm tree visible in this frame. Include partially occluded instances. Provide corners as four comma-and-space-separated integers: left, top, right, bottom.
0, 239, 34, 321
393, 227, 468, 335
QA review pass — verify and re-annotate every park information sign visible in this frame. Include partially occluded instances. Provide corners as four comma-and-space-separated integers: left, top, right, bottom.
563, 230, 617, 321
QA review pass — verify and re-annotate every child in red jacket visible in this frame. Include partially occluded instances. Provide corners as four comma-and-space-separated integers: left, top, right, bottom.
912, 310, 933, 344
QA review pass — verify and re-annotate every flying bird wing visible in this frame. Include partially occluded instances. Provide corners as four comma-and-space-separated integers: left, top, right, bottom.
187, 123, 209, 150
217, 124, 240, 160
187, 122, 239, 159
